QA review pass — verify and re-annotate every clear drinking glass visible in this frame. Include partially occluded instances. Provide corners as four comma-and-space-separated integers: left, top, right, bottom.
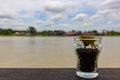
74, 36, 102, 79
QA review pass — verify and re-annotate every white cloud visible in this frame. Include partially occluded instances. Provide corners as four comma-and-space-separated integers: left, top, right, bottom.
0, 0, 81, 30
96, 23, 120, 31
82, 22, 93, 27
0, 0, 119, 31
34, 19, 54, 27
0, 18, 26, 30
49, 14, 65, 21
87, 0, 102, 9
72, 13, 88, 21
72, 13, 103, 26
98, 0, 120, 20
90, 14, 103, 22
44, 1, 66, 13
44, 0, 79, 13
51, 23, 74, 31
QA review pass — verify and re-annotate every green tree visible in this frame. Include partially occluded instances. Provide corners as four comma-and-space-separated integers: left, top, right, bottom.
0, 28, 13, 35
28, 26, 37, 35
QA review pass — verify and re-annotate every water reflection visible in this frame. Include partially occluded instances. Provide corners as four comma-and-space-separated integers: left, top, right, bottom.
28, 37, 37, 45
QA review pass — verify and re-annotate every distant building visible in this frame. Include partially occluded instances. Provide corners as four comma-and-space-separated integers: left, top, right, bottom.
15, 30, 30, 36
53, 30, 65, 36
65, 31, 75, 36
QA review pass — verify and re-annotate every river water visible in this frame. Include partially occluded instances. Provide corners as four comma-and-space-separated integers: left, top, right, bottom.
0, 36, 119, 68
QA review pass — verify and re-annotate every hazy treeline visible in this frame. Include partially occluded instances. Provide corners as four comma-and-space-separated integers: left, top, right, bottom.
0, 27, 120, 36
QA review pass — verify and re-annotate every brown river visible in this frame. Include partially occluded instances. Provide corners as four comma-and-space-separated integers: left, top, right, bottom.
0, 36, 120, 68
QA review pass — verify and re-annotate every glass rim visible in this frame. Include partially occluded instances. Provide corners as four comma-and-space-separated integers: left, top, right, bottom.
74, 36, 102, 41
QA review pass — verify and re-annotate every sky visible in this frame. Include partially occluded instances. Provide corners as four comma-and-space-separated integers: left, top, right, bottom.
0, 0, 120, 31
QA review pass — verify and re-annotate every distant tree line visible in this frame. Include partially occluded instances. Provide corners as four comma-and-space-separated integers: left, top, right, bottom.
0, 27, 120, 36
0, 28, 13, 35
106, 31, 120, 36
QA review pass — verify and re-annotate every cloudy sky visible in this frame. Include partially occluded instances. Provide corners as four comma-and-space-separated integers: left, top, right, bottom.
0, 0, 120, 31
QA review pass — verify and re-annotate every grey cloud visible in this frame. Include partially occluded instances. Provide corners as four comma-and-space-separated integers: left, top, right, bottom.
102, 0, 120, 10
0, 15, 14, 19
106, 1, 120, 9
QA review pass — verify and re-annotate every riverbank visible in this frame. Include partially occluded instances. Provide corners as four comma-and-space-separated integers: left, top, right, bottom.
1, 28, 120, 36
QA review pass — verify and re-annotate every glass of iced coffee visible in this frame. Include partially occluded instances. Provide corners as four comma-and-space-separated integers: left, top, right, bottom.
74, 35, 102, 79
